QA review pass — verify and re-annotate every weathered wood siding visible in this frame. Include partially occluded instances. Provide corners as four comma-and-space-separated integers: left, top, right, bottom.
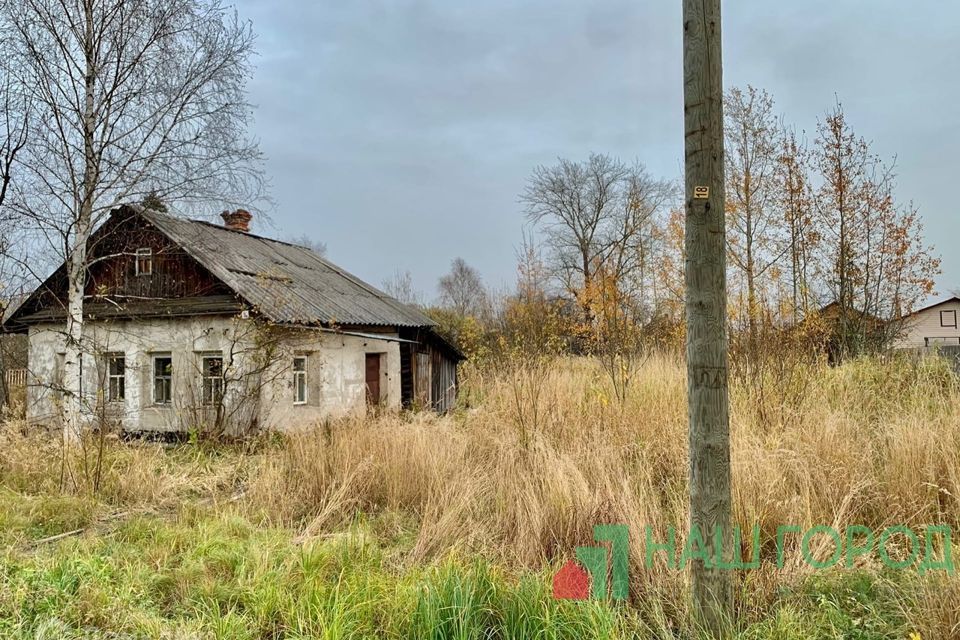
11, 214, 234, 324
431, 349, 457, 413
398, 328, 460, 413
86, 218, 231, 301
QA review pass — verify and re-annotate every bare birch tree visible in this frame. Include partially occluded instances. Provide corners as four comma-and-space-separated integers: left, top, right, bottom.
382, 269, 422, 307
0, 45, 30, 290
0, 73, 28, 215
2, 0, 263, 441
0, 45, 31, 407
605, 167, 675, 317
522, 154, 627, 307
438, 257, 487, 318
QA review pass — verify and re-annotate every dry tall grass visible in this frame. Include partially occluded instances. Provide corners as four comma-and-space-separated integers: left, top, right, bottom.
240, 353, 960, 630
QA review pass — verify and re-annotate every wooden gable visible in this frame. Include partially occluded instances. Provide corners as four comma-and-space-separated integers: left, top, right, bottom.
4, 208, 241, 328
85, 212, 231, 301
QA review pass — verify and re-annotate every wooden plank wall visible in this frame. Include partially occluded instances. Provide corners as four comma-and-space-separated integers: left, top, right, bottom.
87, 223, 229, 301
430, 349, 457, 413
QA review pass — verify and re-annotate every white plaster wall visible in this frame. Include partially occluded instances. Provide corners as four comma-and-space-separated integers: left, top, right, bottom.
25, 325, 59, 426
26, 318, 401, 432
259, 330, 401, 431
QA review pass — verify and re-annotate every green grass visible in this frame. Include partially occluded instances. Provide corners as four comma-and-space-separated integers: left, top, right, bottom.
741, 573, 908, 640
0, 511, 636, 639
0, 489, 99, 546
0, 506, 924, 639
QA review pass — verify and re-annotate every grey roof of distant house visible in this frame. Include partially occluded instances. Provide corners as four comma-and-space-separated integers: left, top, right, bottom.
139, 208, 436, 328
900, 295, 960, 319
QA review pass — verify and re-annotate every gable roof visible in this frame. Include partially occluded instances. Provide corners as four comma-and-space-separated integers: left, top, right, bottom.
6, 205, 437, 330
139, 207, 435, 328
900, 295, 960, 319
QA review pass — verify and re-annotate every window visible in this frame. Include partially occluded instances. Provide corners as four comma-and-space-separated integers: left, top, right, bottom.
940, 310, 957, 328
107, 354, 125, 402
153, 355, 172, 405
135, 247, 153, 276
201, 355, 224, 406
293, 356, 307, 404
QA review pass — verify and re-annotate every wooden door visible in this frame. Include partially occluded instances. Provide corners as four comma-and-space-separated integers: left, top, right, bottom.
365, 353, 381, 406
414, 351, 431, 407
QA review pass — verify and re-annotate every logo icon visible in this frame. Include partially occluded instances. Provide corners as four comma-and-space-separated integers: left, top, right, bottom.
553, 524, 629, 601
552, 559, 590, 600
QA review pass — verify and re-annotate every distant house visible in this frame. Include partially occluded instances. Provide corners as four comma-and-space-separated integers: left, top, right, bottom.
893, 296, 960, 349
796, 301, 886, 362
2, 205, 462, 433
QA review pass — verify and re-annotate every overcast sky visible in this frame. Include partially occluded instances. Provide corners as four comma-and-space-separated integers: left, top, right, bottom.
235, 0, 958, 303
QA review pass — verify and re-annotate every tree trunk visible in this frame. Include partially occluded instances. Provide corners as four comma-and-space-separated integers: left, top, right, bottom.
63, 0, 98, 445
62, 243, 87, 445
789, 191, 800, 322
682, 0, 733, 634
745, 199, 757, 351
581, 249, 593, 321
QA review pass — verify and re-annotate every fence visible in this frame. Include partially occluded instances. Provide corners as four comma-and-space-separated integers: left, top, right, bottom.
903, 346, 960, 374
935, 346, 960, 374
3, 368, 26, 389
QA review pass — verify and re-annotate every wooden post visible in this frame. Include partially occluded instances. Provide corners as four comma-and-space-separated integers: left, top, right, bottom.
682, 0, 732, 634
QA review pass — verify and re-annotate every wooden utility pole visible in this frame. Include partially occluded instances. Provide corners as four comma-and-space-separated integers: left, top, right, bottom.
682, 0, 732, 635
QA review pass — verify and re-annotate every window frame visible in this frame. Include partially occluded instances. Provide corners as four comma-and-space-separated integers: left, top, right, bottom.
201, 354, 225, 407
106, 353, 125, 403
940, 309, 957, 328
135, 247, 153, 276
293, 356, 307, 405
152, 354, 173, 405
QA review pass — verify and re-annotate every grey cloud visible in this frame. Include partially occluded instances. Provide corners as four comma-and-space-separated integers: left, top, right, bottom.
237, 0, 959, 298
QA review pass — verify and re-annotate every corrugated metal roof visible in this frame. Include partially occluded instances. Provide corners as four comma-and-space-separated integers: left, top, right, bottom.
17, 295, 245, 323
141, 209, 436, 328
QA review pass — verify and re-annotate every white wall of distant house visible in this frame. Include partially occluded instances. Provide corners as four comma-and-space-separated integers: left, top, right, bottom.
895, 301, 960, 349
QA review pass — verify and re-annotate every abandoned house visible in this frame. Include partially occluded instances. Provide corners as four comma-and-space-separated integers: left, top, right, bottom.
2, 205, 462, 433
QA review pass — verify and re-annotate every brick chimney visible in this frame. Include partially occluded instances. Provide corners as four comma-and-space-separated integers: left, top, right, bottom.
221, 209, 252, 233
